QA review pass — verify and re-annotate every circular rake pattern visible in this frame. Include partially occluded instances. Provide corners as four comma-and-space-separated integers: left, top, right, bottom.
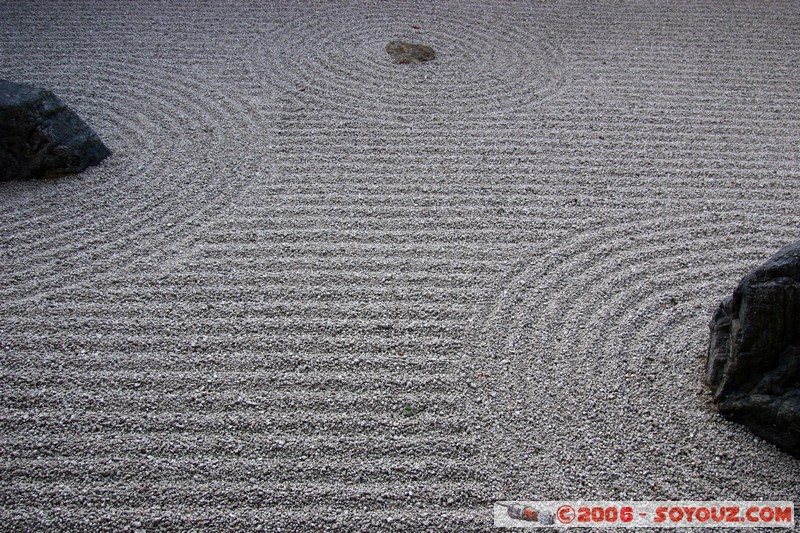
248, 1, 567, 118
478, 211, 799, 496
484, 213, 795, 370
0, 55, 263, 303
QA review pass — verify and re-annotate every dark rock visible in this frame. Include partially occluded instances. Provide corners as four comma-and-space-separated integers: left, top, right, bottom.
0, 79, 110, 181
385, 40, 435, 64
707, 241, 800, 456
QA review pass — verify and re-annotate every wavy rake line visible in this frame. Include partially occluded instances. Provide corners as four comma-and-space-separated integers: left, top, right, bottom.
1, 431, 477, 457
481, 224, 784, 371
2, 367, 462, 390
3, 454, 483, 480
0, 349, 461, 373
3, 407, 472, 433
568, 241, 794, 377
482, 212, 794, 338
246, 1, 567, 119
6, 386, 465, 412
0, 57, 231, 226
0, 508, 488, 531
0, 58, 264, 303
508, 249, 771, 376
479, 218, 795, 433
491, 255, 788, 461
494, 229, 788, 340
476, 217, 797, 491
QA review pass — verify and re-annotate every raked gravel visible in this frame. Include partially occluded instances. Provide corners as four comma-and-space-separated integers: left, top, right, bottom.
1, 1, 799, 531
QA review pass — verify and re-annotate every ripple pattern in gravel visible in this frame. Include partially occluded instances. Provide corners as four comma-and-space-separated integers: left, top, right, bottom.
1, 1, 799, 531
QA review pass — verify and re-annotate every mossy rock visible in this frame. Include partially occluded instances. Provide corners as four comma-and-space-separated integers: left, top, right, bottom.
385, 40, 435, 64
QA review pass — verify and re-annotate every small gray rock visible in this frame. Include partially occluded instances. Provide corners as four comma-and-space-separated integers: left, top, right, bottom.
707, 240, 800, 457
385, 40, 435, 64
0, 79, 110, 181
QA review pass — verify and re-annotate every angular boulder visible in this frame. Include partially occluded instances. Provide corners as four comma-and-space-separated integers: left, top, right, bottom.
707, 241, 800, 456
385, 40, 435, 64
0, 79, 110, 181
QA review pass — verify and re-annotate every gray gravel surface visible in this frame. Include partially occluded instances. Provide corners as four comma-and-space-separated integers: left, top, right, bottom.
1, 1, 799, 531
